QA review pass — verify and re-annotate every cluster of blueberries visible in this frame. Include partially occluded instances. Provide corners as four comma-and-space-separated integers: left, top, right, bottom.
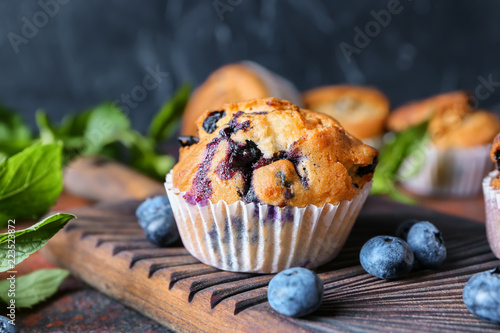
134, 197, 499, 323
360, 220, 447, 280
359, 220, 500, 324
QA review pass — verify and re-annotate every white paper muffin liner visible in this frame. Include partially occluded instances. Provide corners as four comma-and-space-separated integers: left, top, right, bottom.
165, 173, 371, 273
399, 144, 493, 197
483, 170, 500, 259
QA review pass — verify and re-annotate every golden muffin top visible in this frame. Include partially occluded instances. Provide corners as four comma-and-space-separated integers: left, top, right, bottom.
172, 98, 378, 207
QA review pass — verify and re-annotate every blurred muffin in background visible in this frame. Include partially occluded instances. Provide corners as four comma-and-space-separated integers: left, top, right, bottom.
388, 91, 500, 197
181, 61, 302, 136
387, 91, 470, 132
303, 85, 390, 149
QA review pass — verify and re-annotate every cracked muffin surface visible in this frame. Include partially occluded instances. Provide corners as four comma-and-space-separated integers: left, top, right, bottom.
172, 98, 378, 208
429, 105, 500, 148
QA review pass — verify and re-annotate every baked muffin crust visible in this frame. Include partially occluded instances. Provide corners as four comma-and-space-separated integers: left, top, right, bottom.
388, 91, 500, 148
181, 62, 301, 136
303, 85, 389, 140
388, 91, 471, 132
490, 134, 500, 190
173, 98, 378, 208
429, 105, 500, 148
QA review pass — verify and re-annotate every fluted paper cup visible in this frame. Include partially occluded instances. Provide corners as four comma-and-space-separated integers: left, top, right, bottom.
483, 170, 500, 259
400, 144, 493, 197
165, 173, 371, 273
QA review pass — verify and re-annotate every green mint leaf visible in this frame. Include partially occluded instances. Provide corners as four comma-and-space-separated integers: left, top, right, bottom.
0, 105, 33, 157
0, 105, 32, 143
58, 110, 92, 137
0, 213, 75, 272
371, 122, 428, 203
35, 110, 57, 144
0, 143, 63, 225
83, 102, 130, 155
0, 268, 69, 308
148, 83, 191, 143
123, 130, 173, 180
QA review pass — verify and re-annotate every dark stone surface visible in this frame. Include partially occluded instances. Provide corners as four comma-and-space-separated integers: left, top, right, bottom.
0, 0, 499, 132
18, 276, 172, 333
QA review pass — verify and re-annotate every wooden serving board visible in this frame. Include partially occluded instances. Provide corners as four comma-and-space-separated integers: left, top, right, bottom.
42, 197, 500, 332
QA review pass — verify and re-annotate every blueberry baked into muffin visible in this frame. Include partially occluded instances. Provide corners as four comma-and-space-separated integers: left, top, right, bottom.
388, 91, 500, 197
483, 134, 500, 259
181, 61, 302, 136
303, 85, 389, 149
166, 98, 378, 273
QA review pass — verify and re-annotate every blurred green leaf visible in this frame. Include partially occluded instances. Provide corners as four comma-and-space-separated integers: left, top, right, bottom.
123, 130, 175, 180
0, 143, 63, 225
35, 110, 57, 144
57, 110, 92, 137
371, 122, 429, 203
0, 268, 69, 308
0, 105, 32, 143
0, 105, 33, 157
0, 213, 75, 271
0, 83, 190, 182
83, 102, 130, 155
148, 83, 190, 144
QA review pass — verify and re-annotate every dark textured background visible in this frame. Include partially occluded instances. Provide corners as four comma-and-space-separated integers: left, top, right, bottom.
1, 0, 499, 133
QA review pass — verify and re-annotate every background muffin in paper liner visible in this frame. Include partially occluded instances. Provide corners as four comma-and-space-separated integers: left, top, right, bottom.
169, 97, 378, 272
389, 91, 500, 197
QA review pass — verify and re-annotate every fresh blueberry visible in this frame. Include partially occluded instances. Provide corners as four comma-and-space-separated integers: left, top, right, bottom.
136, 196, 179, 247
406, 221, 446, 268
267, 267, 324, 317
395, 220, 418, 240
463, 267, 500, 323
0, 316, 17, 333
360, 236, 414, 280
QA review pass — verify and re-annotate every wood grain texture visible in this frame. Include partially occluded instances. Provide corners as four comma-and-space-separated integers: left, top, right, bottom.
42, 197, 500, 332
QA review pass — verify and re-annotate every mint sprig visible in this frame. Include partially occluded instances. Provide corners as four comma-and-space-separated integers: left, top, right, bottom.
0, 213, 75, 272
371, 122, 429, 203
0, 268, 69, 308
31, 84, 190, 180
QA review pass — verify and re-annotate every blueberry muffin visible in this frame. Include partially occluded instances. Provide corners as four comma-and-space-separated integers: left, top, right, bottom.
387, 91, 471, 132
428, 104, 500, 149
174, 98, 377, 207
388, 91, 500, 197
483, 134, 500, 258
167, 98, 378, 273
303, 85, 389, 149
181, 61, 302, 136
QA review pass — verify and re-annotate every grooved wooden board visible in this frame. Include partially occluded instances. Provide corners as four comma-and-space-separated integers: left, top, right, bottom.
42, 197, 500, 332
